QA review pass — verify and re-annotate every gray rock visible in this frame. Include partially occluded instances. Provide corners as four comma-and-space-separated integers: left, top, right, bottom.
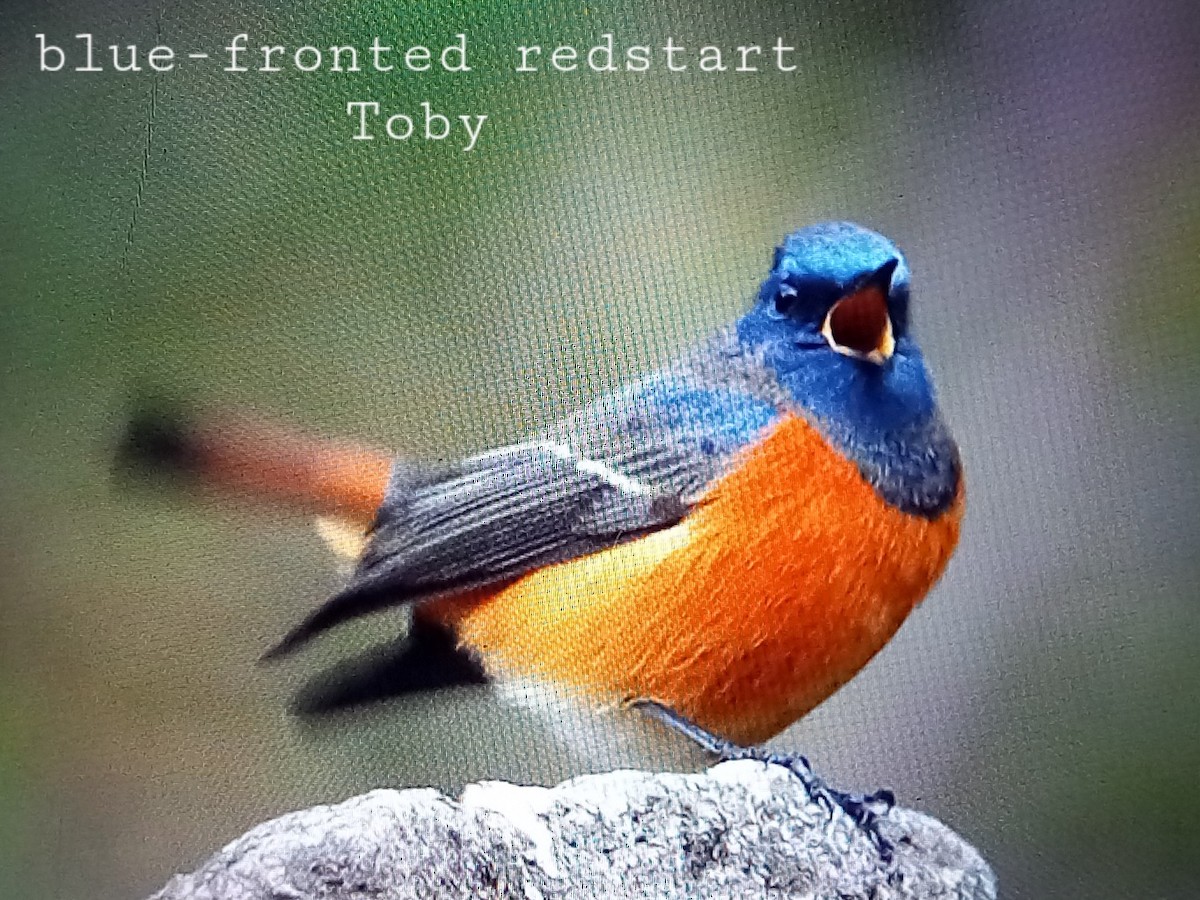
149, 761, 996, 899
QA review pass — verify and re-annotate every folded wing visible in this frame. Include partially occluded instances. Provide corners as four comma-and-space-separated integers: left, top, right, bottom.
262, 438, 693, 659
265, 356, 783, 662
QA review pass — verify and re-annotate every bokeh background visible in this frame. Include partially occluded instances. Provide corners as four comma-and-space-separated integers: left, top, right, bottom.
2, 0, 1198, 897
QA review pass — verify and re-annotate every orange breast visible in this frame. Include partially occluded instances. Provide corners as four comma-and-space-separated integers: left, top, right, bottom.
447, 413, 963, 744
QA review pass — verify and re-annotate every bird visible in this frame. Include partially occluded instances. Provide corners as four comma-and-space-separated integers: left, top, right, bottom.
121, 221, 963, 851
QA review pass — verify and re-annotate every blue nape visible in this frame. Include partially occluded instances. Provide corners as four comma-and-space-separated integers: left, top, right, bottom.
643, 382, 778, 458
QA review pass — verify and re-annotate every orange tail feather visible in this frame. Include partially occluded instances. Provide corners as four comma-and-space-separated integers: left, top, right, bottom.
120, 404, 392, 524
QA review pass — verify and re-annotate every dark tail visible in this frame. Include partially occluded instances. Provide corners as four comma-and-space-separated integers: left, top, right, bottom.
290, 617, 490, 716
117, 398, 206, 480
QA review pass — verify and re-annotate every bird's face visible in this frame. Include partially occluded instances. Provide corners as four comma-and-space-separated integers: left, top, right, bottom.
747, 221, 912, 365
737, 222, 937, 432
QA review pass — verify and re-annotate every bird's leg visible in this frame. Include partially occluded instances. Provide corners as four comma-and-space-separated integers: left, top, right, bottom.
627, 698, 897, 862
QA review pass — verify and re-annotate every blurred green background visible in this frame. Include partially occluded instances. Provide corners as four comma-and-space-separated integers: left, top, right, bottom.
2, 1, 1198, 898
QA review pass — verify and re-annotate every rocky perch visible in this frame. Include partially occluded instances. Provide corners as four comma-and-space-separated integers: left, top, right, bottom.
149, 761, 995, 900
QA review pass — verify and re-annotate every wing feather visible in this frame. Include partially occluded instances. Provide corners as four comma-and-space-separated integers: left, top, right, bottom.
264, 358, 782, 660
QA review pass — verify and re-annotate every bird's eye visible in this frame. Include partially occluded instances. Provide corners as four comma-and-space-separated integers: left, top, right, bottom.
772, 284, 799, 318
771, 277, 844, 322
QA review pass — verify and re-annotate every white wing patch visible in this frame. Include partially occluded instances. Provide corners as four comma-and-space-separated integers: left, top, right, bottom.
473, 440, 654, 497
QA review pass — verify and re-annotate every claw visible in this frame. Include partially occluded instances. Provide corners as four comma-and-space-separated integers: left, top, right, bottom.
823, 786, 897, 862
628, 698, 899, 863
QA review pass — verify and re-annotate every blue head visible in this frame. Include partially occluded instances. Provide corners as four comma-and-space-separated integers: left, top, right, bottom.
737, 222, 938, 436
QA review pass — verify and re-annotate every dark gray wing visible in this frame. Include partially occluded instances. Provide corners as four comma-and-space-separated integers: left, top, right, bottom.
262, 436, 694, 659
264, 337, 784, 661
362, 440, 692, 592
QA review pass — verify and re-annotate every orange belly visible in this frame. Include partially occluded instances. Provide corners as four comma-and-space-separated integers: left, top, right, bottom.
444, 413, 963, 744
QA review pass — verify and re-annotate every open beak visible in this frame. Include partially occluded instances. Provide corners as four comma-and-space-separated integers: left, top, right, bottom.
821, 259, 897, 365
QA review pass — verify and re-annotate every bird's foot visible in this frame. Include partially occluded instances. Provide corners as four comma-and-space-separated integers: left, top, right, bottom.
819, 785, 897, 863
627, 698, 897, 863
